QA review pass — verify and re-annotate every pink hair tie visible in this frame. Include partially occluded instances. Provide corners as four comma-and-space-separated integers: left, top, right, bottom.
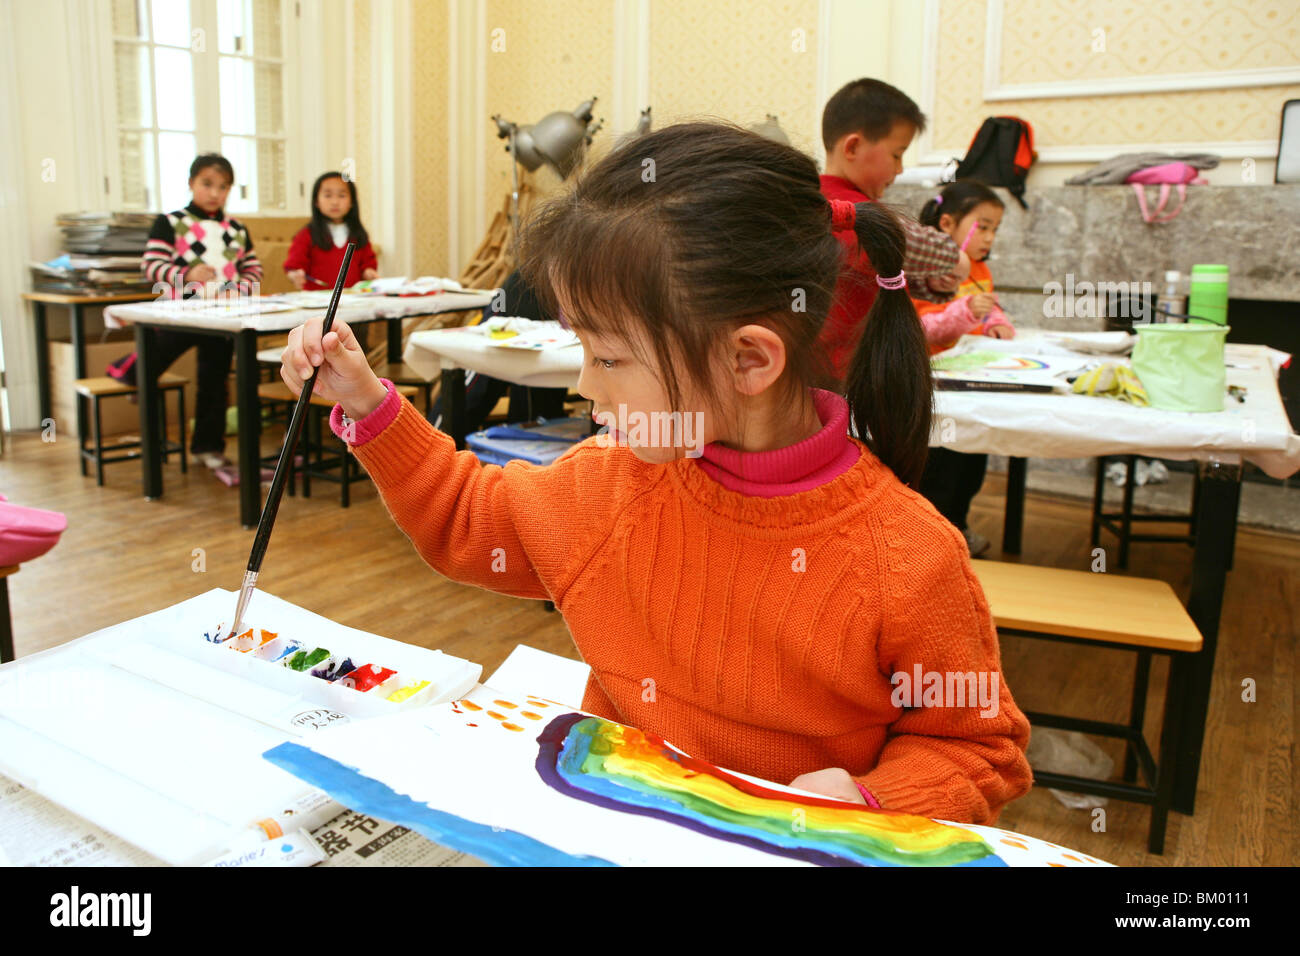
829, 199, 857, 232
876, 270, 906, 290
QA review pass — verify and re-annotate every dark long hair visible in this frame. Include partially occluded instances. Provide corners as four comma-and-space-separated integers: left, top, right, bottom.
918, 180, 1004, 231
517, 121, 932, 487
308, 172, 369, 250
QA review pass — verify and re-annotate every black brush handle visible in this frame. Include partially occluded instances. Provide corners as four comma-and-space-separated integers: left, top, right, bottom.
245, 243, 355, 572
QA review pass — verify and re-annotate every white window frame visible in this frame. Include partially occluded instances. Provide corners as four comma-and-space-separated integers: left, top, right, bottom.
93, 0, 310, 216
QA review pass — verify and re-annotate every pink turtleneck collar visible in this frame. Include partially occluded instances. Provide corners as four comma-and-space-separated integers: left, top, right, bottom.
694, 388, 860, 497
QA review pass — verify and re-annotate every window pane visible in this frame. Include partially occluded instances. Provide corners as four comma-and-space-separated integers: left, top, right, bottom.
112, 0, 145, 37
150, 0, 191, 47
217, 0, 247, 55
114, 42, 152, 127
253, 0, 281, 58
219, 56, 255, 135
158, 132, 198, 214
154, 48, 195, 130
255, 62, 283, 135
257, 139, 286, 210
119, 130, 156, 209
221, 136, 256, 213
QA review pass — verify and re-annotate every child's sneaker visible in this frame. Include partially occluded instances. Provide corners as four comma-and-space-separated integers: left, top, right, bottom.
198, 452, 231, 470
962, 528, 991, 558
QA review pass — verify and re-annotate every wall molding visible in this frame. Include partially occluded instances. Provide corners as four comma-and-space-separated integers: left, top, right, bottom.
983, 0, 1300, 101
612, 0, 650, 138
918, 0, 1286, 166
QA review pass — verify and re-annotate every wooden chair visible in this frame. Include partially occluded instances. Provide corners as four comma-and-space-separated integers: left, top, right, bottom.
257, 381, 419, 507
73, 375, 189, 486
971, 560, 1203, 854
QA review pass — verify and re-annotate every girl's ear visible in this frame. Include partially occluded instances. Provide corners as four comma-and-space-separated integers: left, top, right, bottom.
729, 323, 787, 396
938, 212, 956, 233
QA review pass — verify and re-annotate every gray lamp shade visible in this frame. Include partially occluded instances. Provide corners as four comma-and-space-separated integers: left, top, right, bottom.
531, 98, 599, 179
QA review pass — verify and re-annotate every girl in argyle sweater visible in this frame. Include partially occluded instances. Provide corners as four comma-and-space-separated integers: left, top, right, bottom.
135, 153, 263, 466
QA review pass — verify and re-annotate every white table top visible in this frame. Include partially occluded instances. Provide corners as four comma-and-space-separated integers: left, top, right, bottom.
405, 324, 584, 389
933, 333, 1299, 478
103, 291, 493, 333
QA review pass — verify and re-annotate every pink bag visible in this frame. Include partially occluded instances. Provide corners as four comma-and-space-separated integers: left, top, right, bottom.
0, 494, 67, 566
1126, 162, 1207, 223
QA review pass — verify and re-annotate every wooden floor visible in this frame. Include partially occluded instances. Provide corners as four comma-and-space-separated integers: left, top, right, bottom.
1, 427, 1295, 866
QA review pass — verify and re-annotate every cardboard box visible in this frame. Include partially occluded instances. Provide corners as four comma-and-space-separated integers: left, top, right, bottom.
49, 336, 199, 441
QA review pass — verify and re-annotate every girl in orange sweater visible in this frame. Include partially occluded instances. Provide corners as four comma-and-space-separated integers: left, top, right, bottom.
280, 123, 1031, 825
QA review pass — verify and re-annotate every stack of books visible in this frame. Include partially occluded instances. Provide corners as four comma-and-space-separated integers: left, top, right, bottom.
56, 211, 155, 253
30, 211, 158, 294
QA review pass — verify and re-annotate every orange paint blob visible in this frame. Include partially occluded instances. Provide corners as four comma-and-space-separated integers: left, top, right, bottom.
466, 723, 478, 727
493, 700, 517, 709
460, 700, 482, 711
520, 711, 542, 720
486, 711, 506, 720
502, 722, 524, 732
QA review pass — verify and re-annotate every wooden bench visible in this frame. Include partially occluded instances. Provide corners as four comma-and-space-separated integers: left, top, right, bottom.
972, 560, 1203, 854
73, 374, 189, 486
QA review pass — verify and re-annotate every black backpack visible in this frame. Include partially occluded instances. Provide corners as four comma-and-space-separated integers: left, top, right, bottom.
955, 117, 1036, 208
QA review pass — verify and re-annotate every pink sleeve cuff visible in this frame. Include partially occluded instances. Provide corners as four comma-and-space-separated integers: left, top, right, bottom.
855, 782, 881, 808
329, 379, 400, 446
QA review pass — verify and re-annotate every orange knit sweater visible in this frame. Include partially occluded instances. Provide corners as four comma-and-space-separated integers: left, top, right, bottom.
351, 399, 1033, 824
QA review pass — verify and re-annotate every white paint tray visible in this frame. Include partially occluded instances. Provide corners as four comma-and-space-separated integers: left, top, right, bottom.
0, 588, 480, 865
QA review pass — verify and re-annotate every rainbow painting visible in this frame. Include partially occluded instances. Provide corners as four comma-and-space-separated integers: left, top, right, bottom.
536, 712, 1001, 867
263, 688, 1111, 867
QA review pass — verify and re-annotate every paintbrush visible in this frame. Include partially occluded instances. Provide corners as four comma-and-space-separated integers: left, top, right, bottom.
226, 243, 357, 640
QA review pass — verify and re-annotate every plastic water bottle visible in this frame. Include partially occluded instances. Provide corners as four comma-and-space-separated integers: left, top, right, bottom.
1154, 270, 1186, 323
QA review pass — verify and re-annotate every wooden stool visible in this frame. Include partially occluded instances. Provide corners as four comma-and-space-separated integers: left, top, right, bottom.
972, 560, 1203, 854
73, 375, 188, 486
257, 381, 419, 507
0, 565, 15, 663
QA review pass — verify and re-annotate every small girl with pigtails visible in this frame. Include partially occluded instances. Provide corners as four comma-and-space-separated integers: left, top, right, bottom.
280, 122, 1031, 825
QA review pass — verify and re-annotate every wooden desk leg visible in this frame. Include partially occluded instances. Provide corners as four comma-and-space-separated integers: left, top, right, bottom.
135, 323, 164, 500
71, 304, 89, 453
235, 330, 262, 529
33, 302, 51, 424
1002, 457, 1027, 554
387, 318, 403, 364
441, 367, 467, 449
1172, 458, 1241, 815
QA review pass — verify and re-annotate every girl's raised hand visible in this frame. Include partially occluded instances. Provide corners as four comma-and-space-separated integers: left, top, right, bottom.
281, 317, 388, 420
287, 269, 307, 290
969, 292, 997, 319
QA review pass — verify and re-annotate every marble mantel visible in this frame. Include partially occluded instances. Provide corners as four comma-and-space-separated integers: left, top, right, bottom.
881, 183, 1300, 307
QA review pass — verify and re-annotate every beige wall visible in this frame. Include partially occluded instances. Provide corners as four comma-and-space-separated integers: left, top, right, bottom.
926, 0, 1299, 185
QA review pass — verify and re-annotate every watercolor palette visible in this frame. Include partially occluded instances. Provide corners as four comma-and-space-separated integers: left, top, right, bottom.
0, 588, 481, 865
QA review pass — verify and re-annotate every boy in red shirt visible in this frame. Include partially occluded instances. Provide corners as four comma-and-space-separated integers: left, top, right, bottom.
819, 79, 969, 380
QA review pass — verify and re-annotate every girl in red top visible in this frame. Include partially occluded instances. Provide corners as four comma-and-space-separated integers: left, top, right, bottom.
284, 172, 379, 289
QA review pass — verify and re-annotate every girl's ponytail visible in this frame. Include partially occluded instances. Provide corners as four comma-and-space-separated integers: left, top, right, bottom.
837, 200, 933, 488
